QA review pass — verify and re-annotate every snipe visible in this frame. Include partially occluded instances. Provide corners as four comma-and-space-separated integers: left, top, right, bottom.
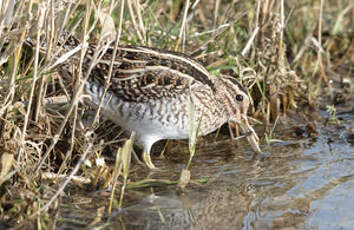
26, 34, 262, 169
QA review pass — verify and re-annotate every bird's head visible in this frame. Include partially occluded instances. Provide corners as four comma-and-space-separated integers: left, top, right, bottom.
217, 76, 262, 154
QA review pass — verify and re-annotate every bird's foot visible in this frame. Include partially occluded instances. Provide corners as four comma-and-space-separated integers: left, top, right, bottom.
142, 151, 158, 170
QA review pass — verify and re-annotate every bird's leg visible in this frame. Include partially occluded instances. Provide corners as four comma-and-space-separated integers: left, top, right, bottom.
142, 151, 157, 169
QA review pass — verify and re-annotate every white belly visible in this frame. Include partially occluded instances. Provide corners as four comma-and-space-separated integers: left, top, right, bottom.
83, 81, 190, 143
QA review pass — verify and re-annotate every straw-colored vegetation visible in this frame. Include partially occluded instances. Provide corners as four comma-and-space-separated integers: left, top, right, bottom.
0, 0, 353, 228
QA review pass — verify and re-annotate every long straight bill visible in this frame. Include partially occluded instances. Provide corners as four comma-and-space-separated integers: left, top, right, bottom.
239, 116, 262, 154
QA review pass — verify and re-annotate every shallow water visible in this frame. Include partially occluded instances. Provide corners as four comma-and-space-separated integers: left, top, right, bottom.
59, 106, 354, 230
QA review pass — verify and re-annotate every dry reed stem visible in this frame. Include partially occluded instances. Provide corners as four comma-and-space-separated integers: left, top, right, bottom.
0, 0, 15, 29
278, 0, 285, 70
317, 0, 328, 83
127, 0, 144, 43
34, 1, 95, 173
33, 0, 126, 178
241, 26, 259, 57
174, 0, 190, 52
0, 1, 26, 115
57, 0, 74, 37
213, 0, 220, 29
18, 6, 45, 161
133, 0, 146, 40
33, 1, 55, 123
92, 0, 125, 126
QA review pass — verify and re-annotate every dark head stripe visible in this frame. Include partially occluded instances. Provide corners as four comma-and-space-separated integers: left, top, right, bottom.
223, 76, 247, 94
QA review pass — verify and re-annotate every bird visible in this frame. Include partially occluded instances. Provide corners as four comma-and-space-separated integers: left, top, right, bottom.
25, 33, 262, 169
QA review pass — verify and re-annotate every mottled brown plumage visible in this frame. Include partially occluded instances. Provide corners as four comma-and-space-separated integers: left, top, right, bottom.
27, 34, 262, 169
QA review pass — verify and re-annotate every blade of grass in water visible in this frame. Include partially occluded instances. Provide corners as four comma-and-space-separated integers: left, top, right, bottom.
179, 96, 203, 188
119, 132, 134, 208
108, 148, 123, 215
108, 132, 135, 214
187, 95, 201, 170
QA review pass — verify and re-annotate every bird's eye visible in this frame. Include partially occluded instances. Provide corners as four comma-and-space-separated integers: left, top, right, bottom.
236, 94, 243, 102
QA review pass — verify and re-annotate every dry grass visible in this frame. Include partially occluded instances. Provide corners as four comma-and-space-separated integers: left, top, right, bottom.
0, 0, 353, 228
